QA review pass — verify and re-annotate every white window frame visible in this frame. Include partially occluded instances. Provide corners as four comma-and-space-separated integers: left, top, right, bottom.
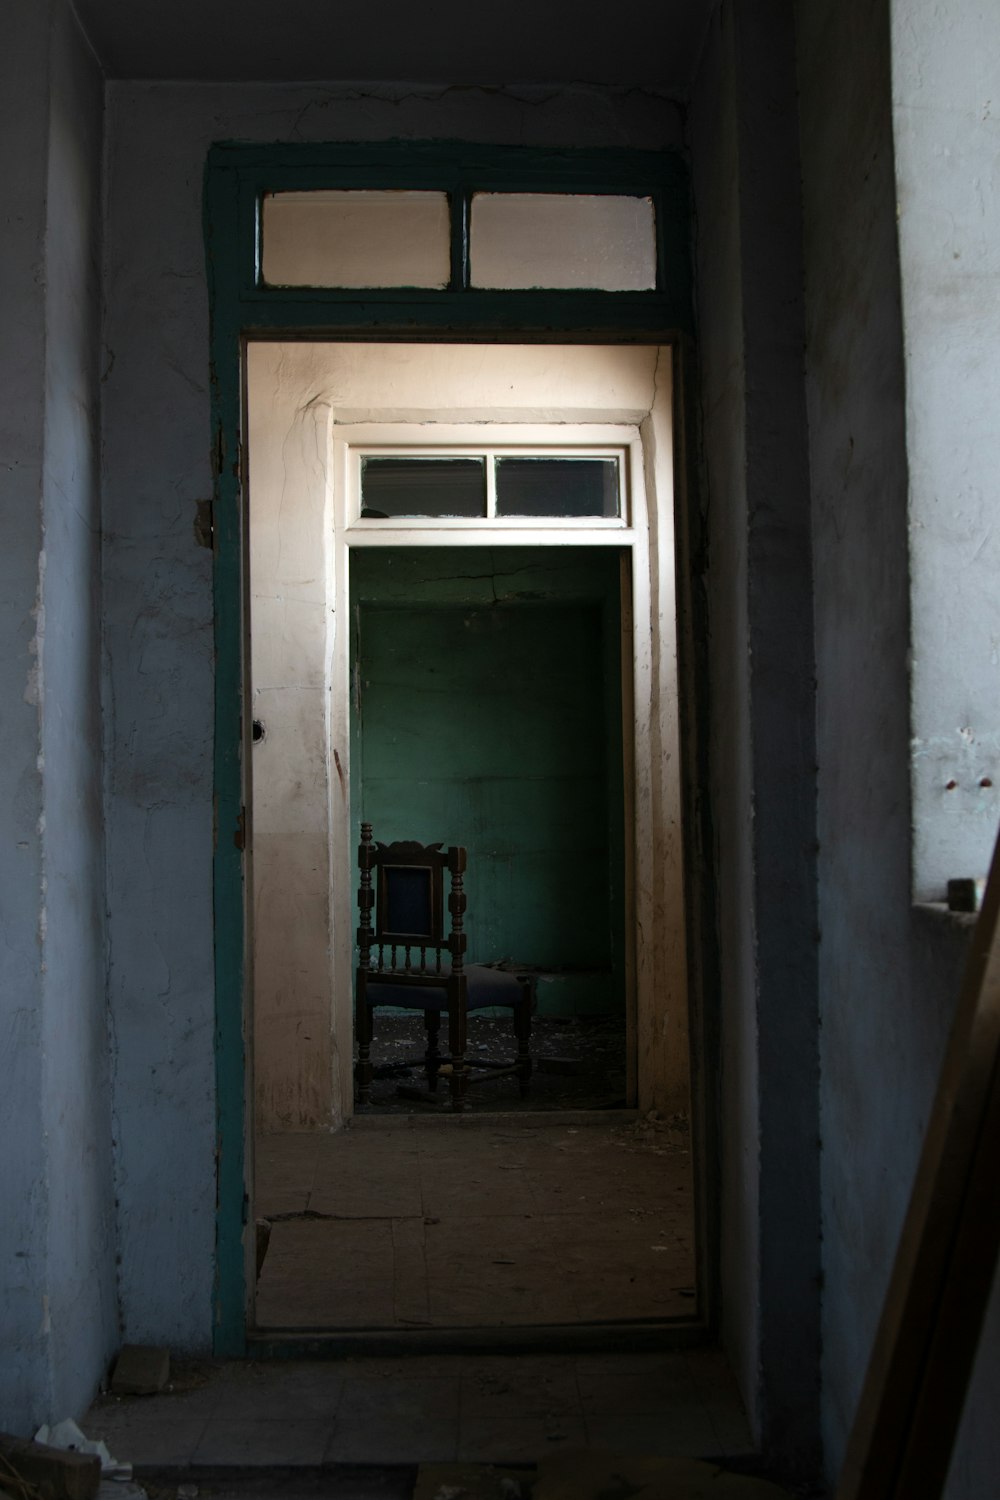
330, 420, 648, 1113
351, 442, 629, 526
336, 423, 637, 531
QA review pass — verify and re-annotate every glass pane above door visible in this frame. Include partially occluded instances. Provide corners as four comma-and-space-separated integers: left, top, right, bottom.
469, 192, 656, 290
495, 457, 620, 518
261, 191, 451, 288
361, 457, 486, 518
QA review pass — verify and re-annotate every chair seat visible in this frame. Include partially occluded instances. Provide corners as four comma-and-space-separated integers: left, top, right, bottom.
362, 962, 528, 1011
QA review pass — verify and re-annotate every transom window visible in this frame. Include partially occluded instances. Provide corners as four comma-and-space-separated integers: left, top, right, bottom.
345, 441, 631, 526
261, 188, 656, 292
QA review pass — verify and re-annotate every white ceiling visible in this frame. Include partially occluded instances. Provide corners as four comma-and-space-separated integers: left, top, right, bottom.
73, 0, 716, 90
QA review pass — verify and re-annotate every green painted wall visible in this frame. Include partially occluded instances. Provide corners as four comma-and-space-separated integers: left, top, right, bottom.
351, 547, 626, 1016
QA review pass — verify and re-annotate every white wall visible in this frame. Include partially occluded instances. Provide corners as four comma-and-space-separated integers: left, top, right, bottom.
101, 79, 683, 1346
0, 0, 117, 1433
894, 0, 1000, 900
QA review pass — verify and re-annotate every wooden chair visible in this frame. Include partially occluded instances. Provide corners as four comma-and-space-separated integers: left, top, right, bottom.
355, 823, 533, 1111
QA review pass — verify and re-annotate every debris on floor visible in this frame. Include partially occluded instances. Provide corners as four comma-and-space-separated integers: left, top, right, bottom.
611, 1110, 690, 1154
97, 1485, 145, 1500
413, 1464, 527, 1500
533, 1450, 793, 1499
1, 1428, 101, 1500
358, 1015, 627, 1113
31, 1419, 132, 1486
161, 1360, 216, 1396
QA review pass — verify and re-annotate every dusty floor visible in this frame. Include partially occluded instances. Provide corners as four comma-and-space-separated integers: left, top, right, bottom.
254, 1115, 694, 1330
357, 1014, 628, 1114
83, 1347, 752, 1469
78, 1073, 760, 1491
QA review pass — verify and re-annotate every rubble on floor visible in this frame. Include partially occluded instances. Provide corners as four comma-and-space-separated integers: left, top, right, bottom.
359, 1016, 627, 1114
0, 1425, 142, 1500
0, 1430, 101, 1500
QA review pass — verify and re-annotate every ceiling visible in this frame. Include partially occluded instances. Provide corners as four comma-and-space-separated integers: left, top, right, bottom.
73, 0, 716, 90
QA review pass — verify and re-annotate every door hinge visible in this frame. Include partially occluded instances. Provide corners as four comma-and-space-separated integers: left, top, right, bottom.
234, 806, 247, 852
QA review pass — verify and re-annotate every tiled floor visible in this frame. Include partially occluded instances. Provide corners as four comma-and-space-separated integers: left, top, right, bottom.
254, 1116, 695, 1329
83, 1349, 752, 1468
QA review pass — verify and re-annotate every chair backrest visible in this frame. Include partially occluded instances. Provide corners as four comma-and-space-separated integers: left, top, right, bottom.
357, 823, 467, 979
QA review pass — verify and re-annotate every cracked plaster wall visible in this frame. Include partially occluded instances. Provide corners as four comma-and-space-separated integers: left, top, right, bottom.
0, 0, 116, 1433
101, 82, 682, 1347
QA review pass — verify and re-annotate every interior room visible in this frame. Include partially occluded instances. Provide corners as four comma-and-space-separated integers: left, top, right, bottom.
3, 0, 1000, 1495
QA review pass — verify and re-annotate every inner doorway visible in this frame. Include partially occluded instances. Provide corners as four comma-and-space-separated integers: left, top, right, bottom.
246, 340, 695, 1334
352, 545, 628, 1113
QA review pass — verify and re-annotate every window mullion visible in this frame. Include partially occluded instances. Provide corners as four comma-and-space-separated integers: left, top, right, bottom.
485, 451, 498, 518
450, 186, 471, 291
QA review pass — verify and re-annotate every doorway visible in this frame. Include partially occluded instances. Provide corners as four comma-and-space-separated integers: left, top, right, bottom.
352, 544, 628, 1112
245, 340, 694, 1335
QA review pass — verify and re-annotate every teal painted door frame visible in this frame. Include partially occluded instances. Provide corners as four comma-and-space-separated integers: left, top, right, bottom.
205, 140, 693, 1354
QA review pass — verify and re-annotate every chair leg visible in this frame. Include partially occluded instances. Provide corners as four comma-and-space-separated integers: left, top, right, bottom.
356, 997, 374, 1106
447, 1003, 468, 1112
424, 1009, 442, 1091
515, 977, 534, 1098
